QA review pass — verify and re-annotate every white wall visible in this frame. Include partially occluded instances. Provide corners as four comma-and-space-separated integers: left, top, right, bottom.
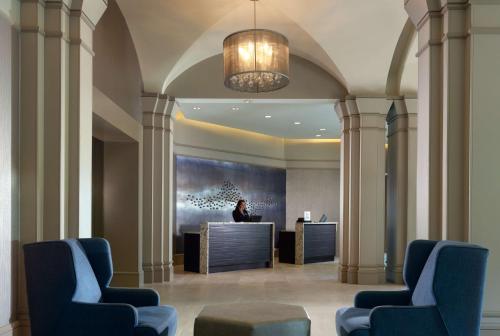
286, 169, 340, 230
0, 10, 19, 332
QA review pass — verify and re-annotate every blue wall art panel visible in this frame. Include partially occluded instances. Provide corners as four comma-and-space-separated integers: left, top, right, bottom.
175, 155, 286, 253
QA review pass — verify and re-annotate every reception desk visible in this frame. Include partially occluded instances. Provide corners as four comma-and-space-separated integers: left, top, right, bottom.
184, 222, 275, 274
279, 222, 337, 264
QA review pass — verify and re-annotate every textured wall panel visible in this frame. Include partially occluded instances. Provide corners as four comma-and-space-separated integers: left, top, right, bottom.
175, 155, 285, 253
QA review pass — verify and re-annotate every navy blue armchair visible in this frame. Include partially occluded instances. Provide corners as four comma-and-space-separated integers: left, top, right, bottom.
336, 240, 489, 336
23, 238, 177, 336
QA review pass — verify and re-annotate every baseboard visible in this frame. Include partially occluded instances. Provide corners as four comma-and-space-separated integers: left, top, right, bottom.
174, 253, 184, 266
482, 314, 500, 331
111, 271, 142, 287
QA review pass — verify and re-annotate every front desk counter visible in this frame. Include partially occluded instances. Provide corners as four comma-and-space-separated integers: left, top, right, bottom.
184, 222, 275, 274
279, 222, 337, 265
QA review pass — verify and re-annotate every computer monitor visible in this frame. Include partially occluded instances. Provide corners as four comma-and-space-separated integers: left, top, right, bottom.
249, 215, 262, 223
319, 214, 328, 223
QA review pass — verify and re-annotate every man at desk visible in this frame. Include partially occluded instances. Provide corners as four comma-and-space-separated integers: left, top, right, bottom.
232, 200, 250, 222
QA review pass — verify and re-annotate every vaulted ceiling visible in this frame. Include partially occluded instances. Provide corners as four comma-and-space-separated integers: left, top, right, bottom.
115, 0, 417, 98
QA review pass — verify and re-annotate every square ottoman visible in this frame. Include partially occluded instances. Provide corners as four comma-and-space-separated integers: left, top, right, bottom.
194, 302, 311, 336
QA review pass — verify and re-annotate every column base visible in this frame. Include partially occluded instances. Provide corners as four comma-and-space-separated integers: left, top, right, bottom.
143, 264, 154, 284
386, 265, 404, 284
164, 262, 174, 282
347, 265, 358, 284
153, 263, 165, 283
338, 264, 349, 283
357, 266, 386, 285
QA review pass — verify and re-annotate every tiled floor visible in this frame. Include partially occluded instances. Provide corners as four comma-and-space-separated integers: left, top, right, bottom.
150, 261, 401, 336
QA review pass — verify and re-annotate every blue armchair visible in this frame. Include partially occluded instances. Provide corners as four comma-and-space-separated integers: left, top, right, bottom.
336, 240, 489, 336
23, 238, 177, 336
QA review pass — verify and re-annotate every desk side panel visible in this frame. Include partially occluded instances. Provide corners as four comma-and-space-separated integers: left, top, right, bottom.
304, 224, 336, 263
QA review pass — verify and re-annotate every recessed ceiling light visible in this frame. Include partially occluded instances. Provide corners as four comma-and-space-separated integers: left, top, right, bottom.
316, 134, 322, 137
193, 106, 201, 110
294, 121, 301, 125
265, 115, 272, 119
232, 107, 240, 111
319, 128, 326, 131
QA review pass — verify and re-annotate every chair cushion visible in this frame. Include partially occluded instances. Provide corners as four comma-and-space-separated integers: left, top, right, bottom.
135, 305, 177, 336
66, 240, 102, 303
335, 307, 370, 336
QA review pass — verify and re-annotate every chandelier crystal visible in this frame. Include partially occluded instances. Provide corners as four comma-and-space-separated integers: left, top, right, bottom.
223, 1, 290, 93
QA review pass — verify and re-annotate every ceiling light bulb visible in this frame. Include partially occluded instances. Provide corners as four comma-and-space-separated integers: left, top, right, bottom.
316, 134, 322, 137
265, 115, 272, 119
294, 122, 301, 125
320, 128, 326, 131
193, 106, 201, 110
232, 107, 240, 111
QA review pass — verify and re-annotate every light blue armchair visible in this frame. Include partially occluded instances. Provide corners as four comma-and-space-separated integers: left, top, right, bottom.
336, 240, 489, 336
23, 238, 177, 336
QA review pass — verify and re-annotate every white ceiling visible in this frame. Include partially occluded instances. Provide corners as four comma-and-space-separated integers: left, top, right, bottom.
176, 99, 341, 139
116, 0, 416, 96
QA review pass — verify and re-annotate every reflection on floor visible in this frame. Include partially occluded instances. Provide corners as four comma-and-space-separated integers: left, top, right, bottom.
150, 261, 401, 336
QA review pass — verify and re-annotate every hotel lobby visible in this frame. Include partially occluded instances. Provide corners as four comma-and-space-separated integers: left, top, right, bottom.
1, 0, 499, 335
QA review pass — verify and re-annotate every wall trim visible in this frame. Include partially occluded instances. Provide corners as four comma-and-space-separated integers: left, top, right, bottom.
174, 143, 339, 169
93, 87, 142, 142
111, 271, 142, 287
482, 313, 500, 330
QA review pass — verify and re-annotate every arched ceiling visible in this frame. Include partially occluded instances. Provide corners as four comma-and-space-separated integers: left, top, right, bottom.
115, 0, 415, 96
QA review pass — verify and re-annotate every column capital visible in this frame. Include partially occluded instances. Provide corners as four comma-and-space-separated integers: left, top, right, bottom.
404, 0, 467, 28
68, 0, 107, 29
346, 97, 391, 117
335, 100, 348, 120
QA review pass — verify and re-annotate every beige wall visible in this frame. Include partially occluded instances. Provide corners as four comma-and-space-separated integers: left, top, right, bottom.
102, 142, 142, 287
286, 169, 340, 230
0, 12, 19, 332
174, 116, 341, 169
166, 54, 347, 99
94, 0, 143, 122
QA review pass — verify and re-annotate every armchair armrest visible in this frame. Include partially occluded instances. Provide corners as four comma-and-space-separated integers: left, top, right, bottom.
354, 290, 411, 309
370, 305, 448, 336
61, 302, 138, 335
103, 287, 160, 307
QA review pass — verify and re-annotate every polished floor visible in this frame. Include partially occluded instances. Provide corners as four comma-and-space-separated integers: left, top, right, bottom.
150, 260, 402, 336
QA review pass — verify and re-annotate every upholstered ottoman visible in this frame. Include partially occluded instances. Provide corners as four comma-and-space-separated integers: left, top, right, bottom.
194, 302, 311, 336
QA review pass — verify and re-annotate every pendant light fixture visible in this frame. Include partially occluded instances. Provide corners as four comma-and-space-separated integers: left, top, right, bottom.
223, 0, 290, 93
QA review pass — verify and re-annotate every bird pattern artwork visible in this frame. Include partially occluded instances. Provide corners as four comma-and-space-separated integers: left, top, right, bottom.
185, 180, 277, 212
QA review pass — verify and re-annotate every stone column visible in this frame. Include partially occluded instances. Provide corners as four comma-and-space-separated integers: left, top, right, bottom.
345, 98, 360, 284
43, 1, 70, 240
467, 0, 500, 324
356, 98, 390, 285
406, 2, 444, 240
406, 0, 500, 325
152, 94, 168, 283
18, 0, 107, 330
385, 97, 417, 284
68, 7, 97, 238
142, 94, 175, 283
335, 100, 350, 283
19, 0, 46, 324
142, 93, 157, 284
441, 2, 468, 241
162, 98, 175, 282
